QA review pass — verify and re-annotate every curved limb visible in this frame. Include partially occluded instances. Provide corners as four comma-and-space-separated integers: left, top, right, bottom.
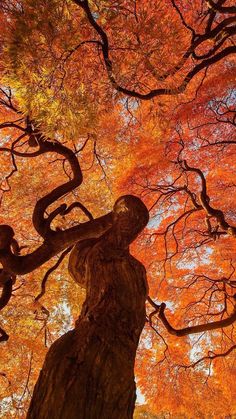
147, 297, 236, 336
73, 0, 236, 99
0, 117, 113, 276
0, 212, 112, 275
180, 160, 236, 236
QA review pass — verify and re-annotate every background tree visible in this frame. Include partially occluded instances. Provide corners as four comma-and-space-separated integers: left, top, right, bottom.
0, 0, 235, 417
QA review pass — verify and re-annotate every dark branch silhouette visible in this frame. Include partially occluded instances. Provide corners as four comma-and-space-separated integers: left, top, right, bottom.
148, 296, 236, 337
73, 0, 236, 99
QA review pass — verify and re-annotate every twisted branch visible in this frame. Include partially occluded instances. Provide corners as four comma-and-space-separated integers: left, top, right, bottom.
148, 297, 236, 337
180, 160, 236, 236
0, 121, 112, 277
73, 0, 236, 99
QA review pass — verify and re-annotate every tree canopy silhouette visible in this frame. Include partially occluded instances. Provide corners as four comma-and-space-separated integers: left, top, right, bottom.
0, 0, 235, 417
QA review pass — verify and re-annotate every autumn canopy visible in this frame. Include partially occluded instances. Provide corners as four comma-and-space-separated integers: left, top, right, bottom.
0, 0, 236, 417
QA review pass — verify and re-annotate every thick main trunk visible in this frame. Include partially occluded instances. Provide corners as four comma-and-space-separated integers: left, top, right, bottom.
27, 234, 148, 419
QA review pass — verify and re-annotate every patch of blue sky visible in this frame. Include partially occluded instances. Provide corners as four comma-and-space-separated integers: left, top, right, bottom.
188, 138, 201, 151
50, 300, 73, 336
0, 134, 11, 146
117, 97, 140, 129
176, 246, 213, 271
200, 246, 214, 265
188, 333, 215, 374
91, 12, 99, 20
165, 175, 174, 183
119, 96, 139, 111
140, 334, 153, 350
165, 300, 175, 311
136, 386, 146, 405
147, 200, 183, 230
0, 396, 15, 417
208, 87, 236, 109
147, 212, 162, 229
228, 87, 236, 104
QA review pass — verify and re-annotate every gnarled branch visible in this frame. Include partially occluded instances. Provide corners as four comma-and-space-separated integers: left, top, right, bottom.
148, 297, 236, 336
0, 212, 112, 276
207, 0, 236, 14
180, 160, 236, 236
0, 121, 113, 278
73, 0, 236, 100
158, 301, 236, 336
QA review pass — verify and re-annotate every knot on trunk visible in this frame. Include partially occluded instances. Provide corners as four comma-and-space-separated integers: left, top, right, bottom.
68, 195, 149, 288
113, 195, 149, 242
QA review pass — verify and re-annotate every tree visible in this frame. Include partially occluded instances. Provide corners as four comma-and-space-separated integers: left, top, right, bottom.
0, 0, 235, 417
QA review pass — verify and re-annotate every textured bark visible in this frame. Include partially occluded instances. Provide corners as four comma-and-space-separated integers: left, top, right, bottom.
27, 227, 148, 419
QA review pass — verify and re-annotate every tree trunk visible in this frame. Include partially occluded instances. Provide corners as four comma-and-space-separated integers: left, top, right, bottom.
27, 232, 148, 419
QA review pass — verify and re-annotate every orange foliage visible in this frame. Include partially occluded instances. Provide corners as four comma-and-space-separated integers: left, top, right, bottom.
0, 0, 236, 417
